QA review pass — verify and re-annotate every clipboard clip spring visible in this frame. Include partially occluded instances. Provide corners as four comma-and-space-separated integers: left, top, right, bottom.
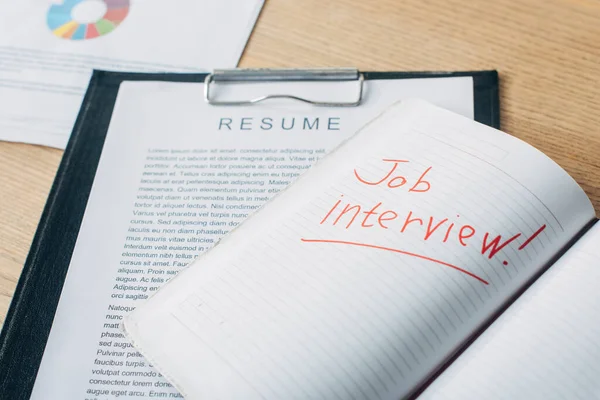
204, 68, 364, 107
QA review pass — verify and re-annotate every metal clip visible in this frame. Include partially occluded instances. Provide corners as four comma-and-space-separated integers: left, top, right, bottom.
204, 68, 364, 107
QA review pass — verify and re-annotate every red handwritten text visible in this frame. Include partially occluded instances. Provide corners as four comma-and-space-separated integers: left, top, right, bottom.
354, 159, 432, 192
305, 159, 549, 285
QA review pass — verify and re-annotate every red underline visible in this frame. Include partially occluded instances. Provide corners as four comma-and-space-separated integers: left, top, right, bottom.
300, 238, 489, 285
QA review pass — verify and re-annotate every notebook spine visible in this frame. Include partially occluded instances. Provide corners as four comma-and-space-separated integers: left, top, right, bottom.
411, 217, 598, 399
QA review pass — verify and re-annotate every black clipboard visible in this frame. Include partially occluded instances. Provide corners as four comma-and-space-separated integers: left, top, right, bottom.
0, 69, 499, 399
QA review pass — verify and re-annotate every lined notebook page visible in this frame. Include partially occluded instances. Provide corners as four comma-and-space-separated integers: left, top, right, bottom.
419, 222, 600, 400
124, 99, 594, 400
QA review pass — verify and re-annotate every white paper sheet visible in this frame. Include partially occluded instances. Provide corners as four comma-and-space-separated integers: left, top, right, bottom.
29, 77, 476, 399
0, 0, 264, 148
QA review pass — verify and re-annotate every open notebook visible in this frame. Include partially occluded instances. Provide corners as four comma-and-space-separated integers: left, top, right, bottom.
124, 99, 598, 400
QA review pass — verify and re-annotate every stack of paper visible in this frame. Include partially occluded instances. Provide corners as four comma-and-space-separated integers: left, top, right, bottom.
0, 0, 264, 148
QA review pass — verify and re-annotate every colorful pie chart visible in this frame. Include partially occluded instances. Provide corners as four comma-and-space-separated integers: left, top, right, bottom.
47, 0, 130, 41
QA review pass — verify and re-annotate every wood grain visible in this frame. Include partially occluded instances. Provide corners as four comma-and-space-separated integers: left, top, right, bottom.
0, 0, 599, 325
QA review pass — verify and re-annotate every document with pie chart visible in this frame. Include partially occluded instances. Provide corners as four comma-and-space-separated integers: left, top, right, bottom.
0, 0, 265, 148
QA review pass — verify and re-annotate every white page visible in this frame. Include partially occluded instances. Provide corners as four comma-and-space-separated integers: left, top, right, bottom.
0, 0, 263, 148
124, 99, 594, 400
29, 77, 476, 399
419, 221, 600, 400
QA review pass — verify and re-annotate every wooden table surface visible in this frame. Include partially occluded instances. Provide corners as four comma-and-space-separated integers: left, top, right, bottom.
0, 0, 599, 324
